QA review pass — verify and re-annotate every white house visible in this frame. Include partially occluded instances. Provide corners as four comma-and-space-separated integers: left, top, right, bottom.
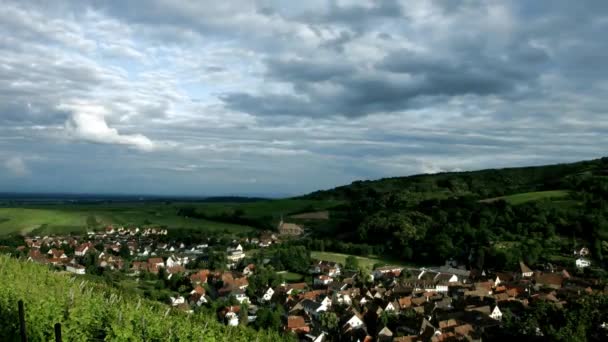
314, 275, 333, 286
66, 264, 86, 275
262, 287, 274, 302
576, 258, 591, 269
384, 302, 396, 312
337, 293, 352, 306
243, 264, 255, 276
231, 289, 250, 304
343, 314, 364, 330
226, 311, 239, 327
302, 299, 327, 317
490, 306, 503, 320
75, 244, 89, 256
373, 266, 403, 279
170, 295, 185, 306
166, 255, 189, 268
320, 296, 332, 308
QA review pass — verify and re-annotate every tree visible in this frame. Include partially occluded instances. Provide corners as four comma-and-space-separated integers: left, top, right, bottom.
344, 255, 359, 271
255, 307, 282, 331
118, 244, 131, 259
319, 312, 339, 335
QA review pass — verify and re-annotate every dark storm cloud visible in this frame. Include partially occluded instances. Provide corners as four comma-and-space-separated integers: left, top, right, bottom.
223, 39, 550, 118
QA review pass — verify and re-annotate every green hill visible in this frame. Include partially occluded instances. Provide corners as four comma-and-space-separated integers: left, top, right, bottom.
304, 157, 608, 201
0, 255, 292, 341
293, 157, 608, 271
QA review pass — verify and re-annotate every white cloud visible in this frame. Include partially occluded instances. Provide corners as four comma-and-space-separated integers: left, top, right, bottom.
4, 157, 30, 177
60, 102, 156, 151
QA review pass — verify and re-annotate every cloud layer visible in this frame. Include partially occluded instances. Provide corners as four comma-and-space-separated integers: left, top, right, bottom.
0, 0, 607, 196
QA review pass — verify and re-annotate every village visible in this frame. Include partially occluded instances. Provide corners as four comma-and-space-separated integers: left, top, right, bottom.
4, 220, 603, 342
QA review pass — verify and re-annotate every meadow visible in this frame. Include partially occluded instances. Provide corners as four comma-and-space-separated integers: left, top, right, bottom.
0, 204, 254, 236
481, 190, 570, 205
311, 251, 408, 271
0, 198, 342, 236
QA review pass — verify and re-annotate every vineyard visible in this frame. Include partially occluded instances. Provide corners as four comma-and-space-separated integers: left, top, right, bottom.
0, 255, 294, 341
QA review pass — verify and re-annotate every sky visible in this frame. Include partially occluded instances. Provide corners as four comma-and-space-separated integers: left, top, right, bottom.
1, 0, 607, 197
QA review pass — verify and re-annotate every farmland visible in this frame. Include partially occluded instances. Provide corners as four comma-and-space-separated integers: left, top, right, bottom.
0, 198, 342, 236
311, 251, 408, 271
0, 205, 254, 236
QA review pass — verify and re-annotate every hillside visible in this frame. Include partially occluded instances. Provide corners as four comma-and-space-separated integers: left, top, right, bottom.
304, 157, 608, 201
0, 255, 292, 341
291, 157, 608, 272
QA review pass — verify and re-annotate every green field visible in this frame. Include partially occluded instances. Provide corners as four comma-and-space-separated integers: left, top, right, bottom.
278, 271, 304, 283
311, 251, 407, 271
481, 190, 570, 205
0, 198, 343, 236
0, 205, 255, 236
195, 199, 342, 220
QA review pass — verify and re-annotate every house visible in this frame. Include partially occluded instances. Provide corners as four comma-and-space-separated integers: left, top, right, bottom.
170, 295, 186, 307
190, 270, 210, 285
227, 244, 245, 263
166, 255, 189, 268
232, 289, 250, 304
243, 264, 255, 277
48, 249, 68, 260
147, 258, 165, 273
438, 319, 458, 331
378, 326, 393, 342
66, 263, 86, 275
490, 305, 503, 320
576, 258, 591, 269
535, 272, 564, 289
435, 273, 459, 284
301, 299, 327, 316
286, 316, 310, 334
314, 275, 334, 286
520, 262, 533, 278
373, 266, 403, 279
342, 312, 365, 331
223, 307, 240, 327
262, 287, 274, 302
283, 282, 308, 295
278, 219, 304, 236
574, 247, 590, 257
75, 243, 90, 256
189, 286, 208, 306
398, 296, 412, 309
494, 272, 513, 285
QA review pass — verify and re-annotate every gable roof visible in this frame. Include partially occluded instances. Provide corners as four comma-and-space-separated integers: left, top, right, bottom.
287, 315, 307, 329
378, 326, 393, 336
519, 261, 533, 274
535, 272, 563, 287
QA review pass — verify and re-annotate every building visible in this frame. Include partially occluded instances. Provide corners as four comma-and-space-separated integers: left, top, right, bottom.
66, 264, 86, 275
576, 258, 591, 269
520, 262, 533, 278
278, 219, 304, 236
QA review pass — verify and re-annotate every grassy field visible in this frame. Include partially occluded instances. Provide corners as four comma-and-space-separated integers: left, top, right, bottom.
0, 205, 255, 236
481, 190, 570, 205
311, 251, 407, 271
278, 271, 304, 283
0, 198, 342, 236
195, 199, 342, 220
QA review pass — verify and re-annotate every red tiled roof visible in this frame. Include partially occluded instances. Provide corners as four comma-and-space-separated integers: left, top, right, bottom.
287, 316, 307, 329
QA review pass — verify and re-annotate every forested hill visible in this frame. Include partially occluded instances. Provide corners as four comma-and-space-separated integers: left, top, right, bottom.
294, 157, 608, 273
304, 157, 608, 201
